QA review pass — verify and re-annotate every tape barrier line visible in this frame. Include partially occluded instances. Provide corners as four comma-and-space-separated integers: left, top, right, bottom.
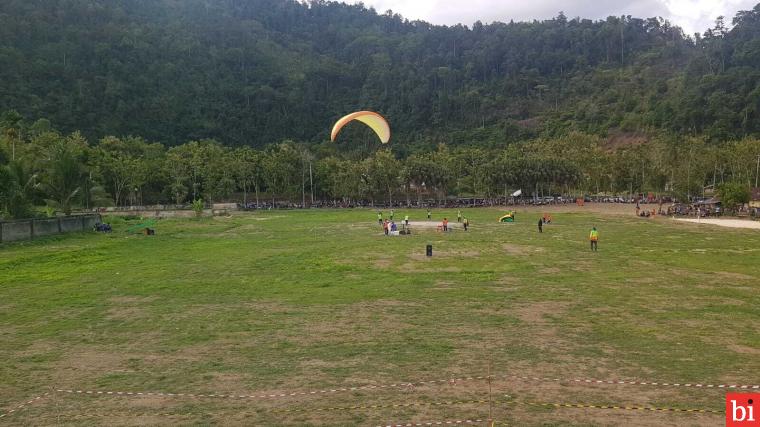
503, 375, 760, 390
40, 413, 492, 426
53, 376, 489, 401
271, 399, 490, 414
22, 413, 490, 425
0, 392, 49, 419
378, 419, 487, 427
38, 412, 198, 419
268, 399, 721, 416
4, 394, 719, 421
504, 399, 722, 414
54, 373, 760, 404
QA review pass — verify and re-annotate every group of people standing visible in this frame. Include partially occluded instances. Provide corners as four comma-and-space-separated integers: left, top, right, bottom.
377, 209, 469, 234
377, 209, 599, 251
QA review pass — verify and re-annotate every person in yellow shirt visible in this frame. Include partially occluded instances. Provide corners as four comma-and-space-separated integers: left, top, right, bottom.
589, 226, 599, 251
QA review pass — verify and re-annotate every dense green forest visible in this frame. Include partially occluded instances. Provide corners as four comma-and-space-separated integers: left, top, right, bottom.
1, 1, 759, 216
2, 0, 760, 146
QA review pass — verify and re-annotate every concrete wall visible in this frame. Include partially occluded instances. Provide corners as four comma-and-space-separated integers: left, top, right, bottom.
0, 214, 101, 243
32, 219, 60, 237
82, 215, 99, 229
1, 221, 32, 242
59, 217, 83, 233
106, 209, 219, 218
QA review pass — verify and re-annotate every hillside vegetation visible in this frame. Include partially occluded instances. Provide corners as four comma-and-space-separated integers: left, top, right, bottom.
1, 1, 760, 214
1, 0, 759, 146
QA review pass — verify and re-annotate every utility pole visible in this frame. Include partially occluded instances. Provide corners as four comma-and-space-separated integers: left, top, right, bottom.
309, 161, 314, 205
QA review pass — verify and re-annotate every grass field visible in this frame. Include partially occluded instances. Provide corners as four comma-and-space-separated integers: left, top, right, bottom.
1, 206, 759, 426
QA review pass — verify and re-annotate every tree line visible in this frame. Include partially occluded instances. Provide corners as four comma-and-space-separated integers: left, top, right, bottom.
2, 115, 758, 219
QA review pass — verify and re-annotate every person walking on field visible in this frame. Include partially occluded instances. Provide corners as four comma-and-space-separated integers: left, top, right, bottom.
377, 211, 382, 224
390, 209, 394, 221
384, 219, 390, 236
427, 209, 431, 220
538, 218, 543, 233
589, 226, 599, 251
404, 214, 409, 227
463, 217, 469, 231
457, 210, 462, 223
443, 218, 449, 232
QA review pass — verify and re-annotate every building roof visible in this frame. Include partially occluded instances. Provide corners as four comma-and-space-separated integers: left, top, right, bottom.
694, 198, 721, 205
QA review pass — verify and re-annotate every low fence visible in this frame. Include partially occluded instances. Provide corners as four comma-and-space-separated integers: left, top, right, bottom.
0, 214, 101, 243
103, 208, 229, 219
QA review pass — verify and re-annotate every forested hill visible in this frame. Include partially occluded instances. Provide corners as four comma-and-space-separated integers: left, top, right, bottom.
1, 0, 759, 148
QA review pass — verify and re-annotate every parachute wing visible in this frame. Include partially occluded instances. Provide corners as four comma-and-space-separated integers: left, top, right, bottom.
331, 111, 390, 144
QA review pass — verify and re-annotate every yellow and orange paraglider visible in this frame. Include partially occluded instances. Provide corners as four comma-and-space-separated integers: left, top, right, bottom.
330, 111, 391, 144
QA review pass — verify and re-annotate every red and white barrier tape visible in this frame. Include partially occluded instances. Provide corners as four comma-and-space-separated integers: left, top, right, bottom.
54, 373, 760, 402
0, 392, 48, 419
379, 419, 486, 427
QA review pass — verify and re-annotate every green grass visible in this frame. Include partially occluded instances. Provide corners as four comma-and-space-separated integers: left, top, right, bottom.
1, 208, 759, 425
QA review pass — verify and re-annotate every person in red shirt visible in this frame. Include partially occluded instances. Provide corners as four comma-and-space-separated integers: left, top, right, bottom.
442, 218, 449, 232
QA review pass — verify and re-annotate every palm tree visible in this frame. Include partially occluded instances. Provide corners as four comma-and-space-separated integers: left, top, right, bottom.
0, 161, 37, 219
42, 144, 84, 216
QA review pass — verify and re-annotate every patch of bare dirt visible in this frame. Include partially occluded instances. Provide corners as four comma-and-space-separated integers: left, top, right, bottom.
106, 306, 147, 321
109, 296, 156, 305
373, 258, 392, 268
55, 350, 128, 381
716, 271, 755, 281
626, 277, 655, 284
299, 300, 418, 347
409, 250, 480, 261
503, 244, 545, 256
514, 301, 569, 324
727, 344, 760, 355
494, 275, 520, 285
430, 281, 459, 290
398, 263, 462, 273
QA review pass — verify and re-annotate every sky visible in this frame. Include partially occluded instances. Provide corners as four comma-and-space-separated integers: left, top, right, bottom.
345, 0, 758, 35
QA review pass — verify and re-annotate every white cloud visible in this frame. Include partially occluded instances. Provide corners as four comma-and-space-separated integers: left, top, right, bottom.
662, 0, 756, 34
348, 0, 757, 35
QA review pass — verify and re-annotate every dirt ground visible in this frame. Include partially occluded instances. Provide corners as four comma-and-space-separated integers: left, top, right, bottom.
676, 218, 760, 230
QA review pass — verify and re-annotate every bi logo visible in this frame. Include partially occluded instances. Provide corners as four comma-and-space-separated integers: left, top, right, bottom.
727, 394, 759, 426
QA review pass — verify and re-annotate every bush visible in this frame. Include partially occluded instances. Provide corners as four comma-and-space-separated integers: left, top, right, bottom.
192, 199, 204, 218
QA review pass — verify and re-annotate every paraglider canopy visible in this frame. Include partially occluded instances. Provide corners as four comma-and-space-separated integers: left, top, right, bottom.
331, 111, 391, 144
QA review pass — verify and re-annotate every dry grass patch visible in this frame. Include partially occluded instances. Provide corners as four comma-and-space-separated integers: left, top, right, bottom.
514, 301, 569, 324
373, 258, 392, 268
716, 271, 755, 281
727, 344, 760, 355
55, 350, 129, 382
409, 250, 480, 261
398, 263, 462, 273
503, 244, 545, 256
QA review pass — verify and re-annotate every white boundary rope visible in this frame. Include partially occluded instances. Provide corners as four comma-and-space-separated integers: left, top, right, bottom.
379, 419, 486, 427
53, 373, 760, 402
0, 392, 48, 419
5, 372, 756, 419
